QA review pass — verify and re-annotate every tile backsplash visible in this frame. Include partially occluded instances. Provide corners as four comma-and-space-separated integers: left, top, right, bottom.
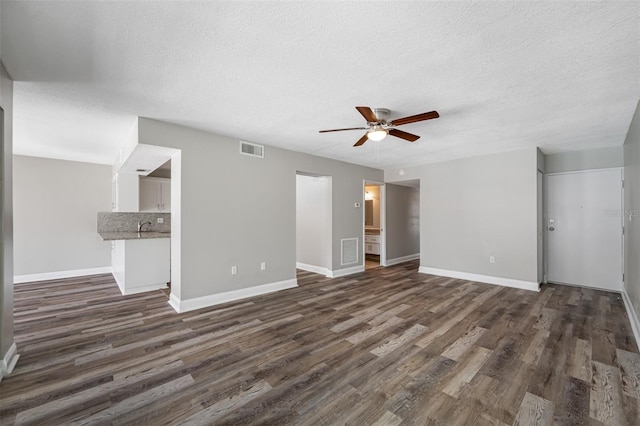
97, 212, 171, 233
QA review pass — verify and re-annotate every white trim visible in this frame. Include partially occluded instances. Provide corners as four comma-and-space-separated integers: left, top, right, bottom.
14, 267, 113, 284
120, 283, 168, 296
622, 289, 640, 349
0, 343, 19, 382
418, 267, 540, 292
168, 293, 181, 313
296, 262, 331, 277
545, 167, 624, 177
385, 253, 420, 266
328, 264, 365, 278
168, 278, 298, 313
547, 280, 623, 293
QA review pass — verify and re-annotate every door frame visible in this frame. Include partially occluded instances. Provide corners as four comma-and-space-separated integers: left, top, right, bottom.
544, 167, 624, 290
363, 180, 386, 267
537, 169, 545, 284
295, 172, 333, 276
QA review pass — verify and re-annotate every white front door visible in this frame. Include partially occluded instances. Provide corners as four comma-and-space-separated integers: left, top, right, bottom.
546, 169, 623, 291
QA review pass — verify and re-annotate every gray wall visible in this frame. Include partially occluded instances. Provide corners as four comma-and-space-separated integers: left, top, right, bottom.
137, 118, 383, 300
624, 100, 640, 326
545, 145, 623, 173
296, 175, 331, 270
386, 148, 538, 283
13, 156, 112, 276
385, 183, 420, 261
0, 60, 14, 374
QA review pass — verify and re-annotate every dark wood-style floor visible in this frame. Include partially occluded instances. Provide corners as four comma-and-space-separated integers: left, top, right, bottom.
1, 261, 639, 425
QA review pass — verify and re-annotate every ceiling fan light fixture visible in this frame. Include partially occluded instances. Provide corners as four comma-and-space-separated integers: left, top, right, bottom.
367, 128, 388, 141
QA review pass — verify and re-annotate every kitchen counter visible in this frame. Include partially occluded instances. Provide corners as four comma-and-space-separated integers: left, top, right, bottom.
99, 231, 170, 241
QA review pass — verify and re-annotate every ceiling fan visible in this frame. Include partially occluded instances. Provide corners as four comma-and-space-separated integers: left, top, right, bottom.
319, 106, 439, 147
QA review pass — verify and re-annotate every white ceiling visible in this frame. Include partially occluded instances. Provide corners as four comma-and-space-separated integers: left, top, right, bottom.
1, 1, 638, 169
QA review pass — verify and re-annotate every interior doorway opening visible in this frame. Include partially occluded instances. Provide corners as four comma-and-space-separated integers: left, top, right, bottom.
385, 180, 420, 268
296, 173, 332, 276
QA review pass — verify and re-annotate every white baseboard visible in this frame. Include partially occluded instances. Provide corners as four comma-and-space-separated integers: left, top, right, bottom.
622, 289, 640, 349
168, 278, 298, 313
14, 267, 113, 284
385, 253, 420, 266
121, 283, 168, 296
328, 265, 365, 278
168, 293, 181, 313
418, 267, 540, 292
296, 262, 331, 277
0, 343, 19, 382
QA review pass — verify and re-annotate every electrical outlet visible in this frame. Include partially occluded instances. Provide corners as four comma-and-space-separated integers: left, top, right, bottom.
231, 266, 237, 275
157, 218, 164, 224
261, 262, 266, 271
489, 256, 495, 264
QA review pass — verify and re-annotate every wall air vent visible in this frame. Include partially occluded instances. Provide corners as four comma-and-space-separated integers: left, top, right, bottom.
341, 238, 358, 265
239, 141, 264, 158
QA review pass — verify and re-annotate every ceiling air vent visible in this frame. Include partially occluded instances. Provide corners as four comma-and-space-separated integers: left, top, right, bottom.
239, 141, 264, 158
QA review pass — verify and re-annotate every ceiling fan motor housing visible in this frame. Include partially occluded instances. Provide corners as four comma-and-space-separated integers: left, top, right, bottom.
372, 108, 391, 124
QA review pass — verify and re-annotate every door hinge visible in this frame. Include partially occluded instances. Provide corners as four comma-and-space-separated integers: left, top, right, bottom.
622, 179, 624, 188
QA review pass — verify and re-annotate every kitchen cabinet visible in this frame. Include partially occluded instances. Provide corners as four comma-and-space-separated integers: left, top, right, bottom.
113, 173, 139, 212
140, 177, 171, 212
365, 234, 381, 255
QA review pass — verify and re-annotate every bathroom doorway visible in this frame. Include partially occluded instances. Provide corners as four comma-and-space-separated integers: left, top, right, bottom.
364, 181, 385, 270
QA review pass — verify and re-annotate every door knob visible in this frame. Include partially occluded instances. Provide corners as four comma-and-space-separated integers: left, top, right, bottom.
549, 227, 555, 231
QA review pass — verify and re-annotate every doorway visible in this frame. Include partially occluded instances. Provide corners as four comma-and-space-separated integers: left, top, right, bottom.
546, 168, 623, 291
296, 173, 332, 276
364, 182, 384, 270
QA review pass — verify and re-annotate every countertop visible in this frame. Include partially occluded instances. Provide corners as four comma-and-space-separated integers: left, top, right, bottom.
98, 231, 171, 241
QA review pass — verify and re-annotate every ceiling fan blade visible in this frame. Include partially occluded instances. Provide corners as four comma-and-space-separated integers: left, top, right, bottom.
356, 106, 378, 123
319, 127, 367, 133
353, 134, 369, 147
389, 128, 420, 142
390, 111, 439, 126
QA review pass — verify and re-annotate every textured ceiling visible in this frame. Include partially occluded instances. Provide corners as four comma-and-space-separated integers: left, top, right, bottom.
1, 1, 639, 169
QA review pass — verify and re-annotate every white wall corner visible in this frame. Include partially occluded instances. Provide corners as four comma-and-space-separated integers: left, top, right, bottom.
296, 262, 331, 277
418, 267, 540, 292
14, 267, 113, 284
386, 254, 420, 267
328, 265, 365, 278
0, 343, 19, 382
168, 278, 298, 313
621, 289, 640, 350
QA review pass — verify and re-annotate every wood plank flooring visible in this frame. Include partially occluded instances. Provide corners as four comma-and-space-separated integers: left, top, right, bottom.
1, 261, 639, 425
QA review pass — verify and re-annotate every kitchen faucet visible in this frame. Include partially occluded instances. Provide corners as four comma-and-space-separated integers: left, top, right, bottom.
137, 220, 152, 232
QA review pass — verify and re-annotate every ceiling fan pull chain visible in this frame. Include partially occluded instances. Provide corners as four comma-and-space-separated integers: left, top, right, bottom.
375, 139, 380, 163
